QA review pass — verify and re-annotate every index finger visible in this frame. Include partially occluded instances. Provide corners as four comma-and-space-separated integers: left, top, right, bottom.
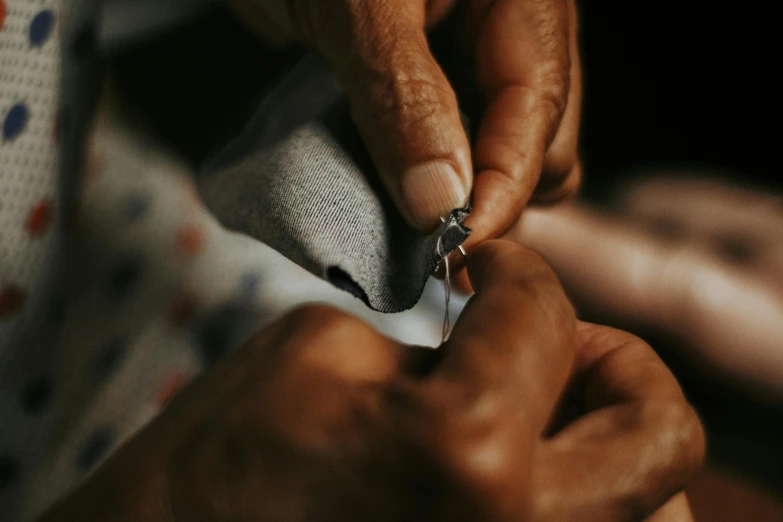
436, 240, 576, 432
465, 0, 571, 246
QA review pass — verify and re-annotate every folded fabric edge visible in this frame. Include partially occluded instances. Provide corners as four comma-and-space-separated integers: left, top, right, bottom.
324, 206, 472, 314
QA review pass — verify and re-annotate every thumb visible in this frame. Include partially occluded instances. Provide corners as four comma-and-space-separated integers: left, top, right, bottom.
312, 1, 472, 231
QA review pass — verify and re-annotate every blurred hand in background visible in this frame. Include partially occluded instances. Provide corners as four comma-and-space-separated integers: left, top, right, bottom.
511, 176, 783, 399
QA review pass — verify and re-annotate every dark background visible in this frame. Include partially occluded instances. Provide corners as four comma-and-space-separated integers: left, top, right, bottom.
579, 2, 780, 200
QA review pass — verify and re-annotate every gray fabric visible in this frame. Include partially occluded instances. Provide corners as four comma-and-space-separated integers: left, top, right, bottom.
199, 54, 470, 313
99, 5, 471, 313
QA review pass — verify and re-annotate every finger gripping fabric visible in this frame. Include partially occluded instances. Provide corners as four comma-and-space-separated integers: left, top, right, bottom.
198, 55, 470, 313
99, 4, 471, 314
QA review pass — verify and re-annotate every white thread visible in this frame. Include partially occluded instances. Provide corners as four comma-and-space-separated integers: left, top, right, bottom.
436, 233, 452, 344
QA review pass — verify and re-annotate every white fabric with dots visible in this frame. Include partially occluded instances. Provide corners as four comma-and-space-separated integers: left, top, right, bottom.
0, 0, 59, 350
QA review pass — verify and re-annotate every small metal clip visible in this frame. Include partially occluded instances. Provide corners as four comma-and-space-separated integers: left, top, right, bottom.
440, 217, 467, 257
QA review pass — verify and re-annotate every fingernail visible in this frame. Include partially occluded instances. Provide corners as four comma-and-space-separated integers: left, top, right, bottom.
401, 160, 468, 230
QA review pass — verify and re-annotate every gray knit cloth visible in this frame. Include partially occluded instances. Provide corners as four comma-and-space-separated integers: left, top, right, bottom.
198, 54, 470, 313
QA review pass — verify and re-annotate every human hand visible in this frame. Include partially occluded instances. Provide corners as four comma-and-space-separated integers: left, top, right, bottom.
40, 241, 701, 522
228, 0, 581, 238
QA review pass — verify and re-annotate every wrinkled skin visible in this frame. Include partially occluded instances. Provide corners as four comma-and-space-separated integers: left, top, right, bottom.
41, 241, 704, 522
229, 0, 581, 243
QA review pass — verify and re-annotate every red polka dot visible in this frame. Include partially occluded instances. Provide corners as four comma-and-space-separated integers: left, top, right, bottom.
168, 292, 198, 326
157, 373, 189, 407
26, 199, 53, 237
0, 286, 26, 319
0, 2, 7, 31
175, 225, 204, 257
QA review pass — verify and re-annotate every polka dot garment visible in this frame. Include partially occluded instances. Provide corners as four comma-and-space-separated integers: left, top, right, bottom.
27, 8, 54, 48
0, 0, 60, 338
1, 2, 63, 520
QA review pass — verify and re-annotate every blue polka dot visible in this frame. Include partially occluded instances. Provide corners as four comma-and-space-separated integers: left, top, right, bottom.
239, 272, 261, 300
93, 337, 127, 382
3, 103, 29, 141
76, 427, 114, 472
29, 10, 55, 47
124, 193, 150, 221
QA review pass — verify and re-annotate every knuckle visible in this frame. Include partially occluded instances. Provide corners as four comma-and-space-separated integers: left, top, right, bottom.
536, 79, 570, 121
472, 142, 531, 207
623, 401, 706, 517
542, 147, 579, 179
326, 0, 446, 125
363, 69, 452, 129
579, 324, 649, 357
535, 167, 582, 205
659, 401, 706, 478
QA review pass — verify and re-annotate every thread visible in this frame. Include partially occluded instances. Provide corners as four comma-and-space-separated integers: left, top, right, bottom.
436, 233, 452, 344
